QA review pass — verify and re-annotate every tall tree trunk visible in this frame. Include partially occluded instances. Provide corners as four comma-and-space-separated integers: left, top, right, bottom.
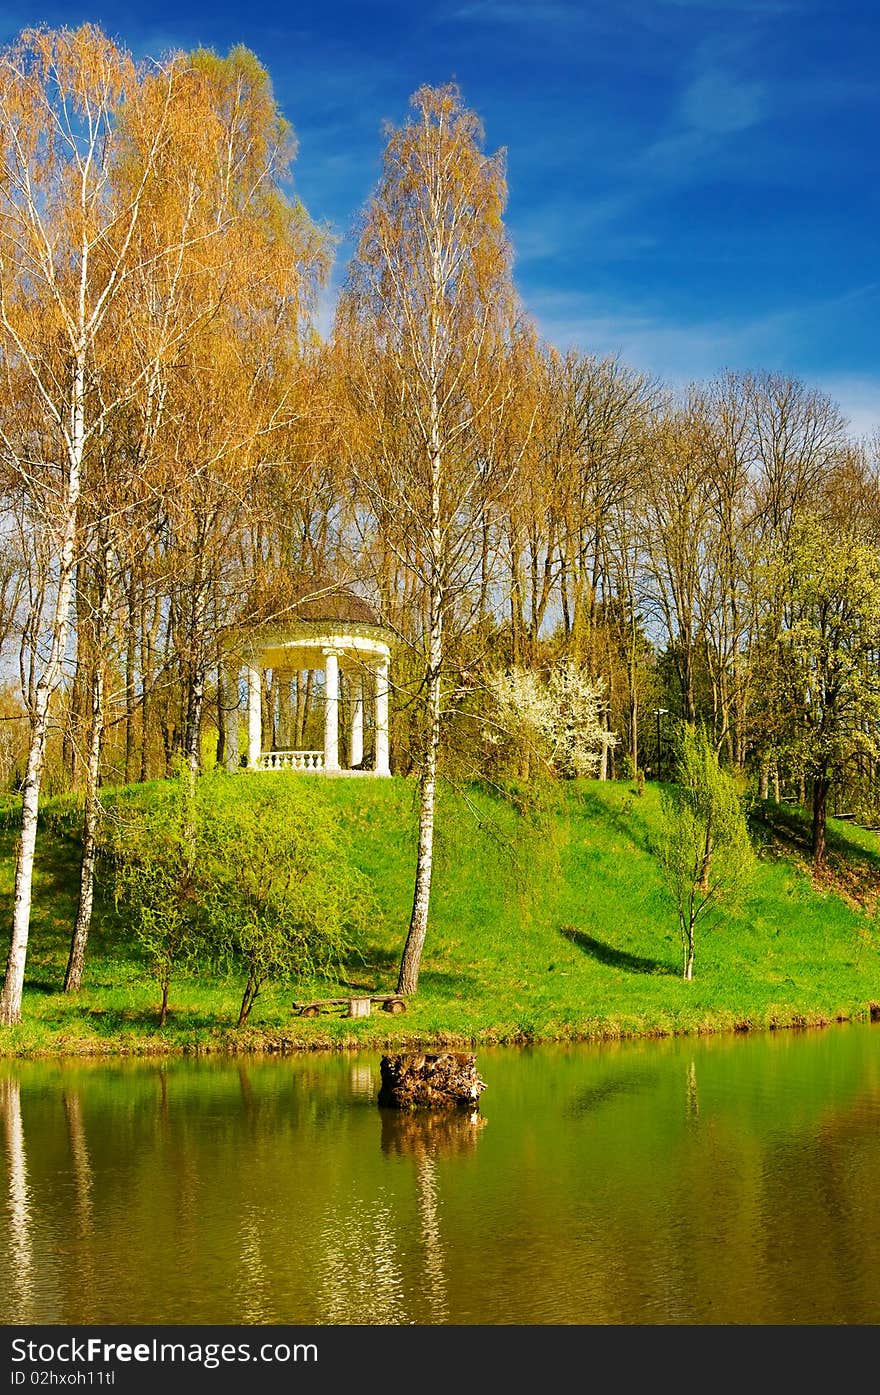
397, 429, 443, 997
478, 510, 490, 622
124, 567, 138, 784
629, 691, 639, 774
184, 573, 207, 776
65, 546, 111, 993
0, 360, 82, 1026
140, 579, 160, 784
684, 922, 695, 981
812, 767, 829, 869
215, 646, 227, 769
64, 658, 105, 993
509, 535, 524, 665
186, 664, 206, 777
397, 649, 441, 996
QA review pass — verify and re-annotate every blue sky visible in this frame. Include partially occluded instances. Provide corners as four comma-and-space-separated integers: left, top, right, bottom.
3, 0, 878, 437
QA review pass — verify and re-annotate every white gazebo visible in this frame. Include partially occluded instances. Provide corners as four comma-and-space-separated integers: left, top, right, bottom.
222, 579, 393, 776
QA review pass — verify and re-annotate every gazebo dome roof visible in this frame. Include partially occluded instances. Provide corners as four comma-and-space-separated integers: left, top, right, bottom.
288, 577, 381, 628
237, 572, 385, 631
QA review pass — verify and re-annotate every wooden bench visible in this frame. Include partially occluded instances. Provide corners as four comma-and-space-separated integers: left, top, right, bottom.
292, 994, 407, 1019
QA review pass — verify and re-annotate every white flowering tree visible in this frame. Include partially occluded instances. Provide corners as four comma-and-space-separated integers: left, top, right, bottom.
487, 661, 617, 780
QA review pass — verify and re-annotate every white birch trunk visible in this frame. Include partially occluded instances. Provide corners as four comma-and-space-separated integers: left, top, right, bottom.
397, 607, 442, 996
397, 397, 443, 995
0, 359, 82, 1026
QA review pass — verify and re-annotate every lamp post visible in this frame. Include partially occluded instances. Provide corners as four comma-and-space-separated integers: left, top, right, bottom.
654, 707, 668, 779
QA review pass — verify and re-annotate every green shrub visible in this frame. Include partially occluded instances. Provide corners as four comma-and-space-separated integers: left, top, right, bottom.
106, 771, 377, 1026
197, 775, 376, 1024
106, 771, 208, 1024
659, 724, 754, 981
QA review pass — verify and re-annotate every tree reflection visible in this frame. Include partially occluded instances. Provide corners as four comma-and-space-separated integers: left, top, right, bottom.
379, 1106, 487, 1323
379, 1106, 486, 1160
1, 1076, 35, 1321
62, 1086, 96, 1319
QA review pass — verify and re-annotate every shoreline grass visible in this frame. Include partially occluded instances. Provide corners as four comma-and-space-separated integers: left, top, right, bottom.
1, 774, 879, 1059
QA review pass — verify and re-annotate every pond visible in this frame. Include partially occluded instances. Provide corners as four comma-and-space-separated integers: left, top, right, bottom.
3, 1023, 880, 1325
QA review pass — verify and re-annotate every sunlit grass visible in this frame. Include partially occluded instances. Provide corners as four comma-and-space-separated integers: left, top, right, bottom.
1, 773, 879, 1056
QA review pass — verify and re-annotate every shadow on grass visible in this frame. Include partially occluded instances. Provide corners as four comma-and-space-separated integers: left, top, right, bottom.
354, 944, 399, 969
339, 945, 400, 991
341, 947, 478, 997
74, 1005, 226, 1034
418, 968, 478, 994
751, 800, 880, 907
22, 978, 61, 995
560, 924, 677, 976
575, 786, 656, 856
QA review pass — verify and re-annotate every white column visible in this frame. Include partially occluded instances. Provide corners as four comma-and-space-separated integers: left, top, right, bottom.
276, 668, 292, 749
223, 664, 240, 771
375, 655, 390, 777
323, 649, 340, 772
349, 674, 364, 769
247, 664, 262, 768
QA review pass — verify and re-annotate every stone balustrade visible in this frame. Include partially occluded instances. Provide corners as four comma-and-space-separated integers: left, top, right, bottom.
256, 750, 324, 772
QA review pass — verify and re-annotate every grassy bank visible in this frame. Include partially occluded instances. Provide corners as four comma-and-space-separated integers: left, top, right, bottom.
1, 773, 879, 1057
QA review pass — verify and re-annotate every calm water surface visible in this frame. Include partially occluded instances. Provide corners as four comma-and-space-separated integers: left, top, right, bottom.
3, 1024, 880, 1325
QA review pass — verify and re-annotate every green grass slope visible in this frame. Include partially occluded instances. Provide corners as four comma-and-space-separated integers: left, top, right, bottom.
1, 774, 879, 1056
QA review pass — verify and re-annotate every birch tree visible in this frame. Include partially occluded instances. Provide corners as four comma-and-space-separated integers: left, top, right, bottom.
337, 83, 522, 994
0, 27, 166, 1023
0, 26, 293, 1023
63, 43, 328, 989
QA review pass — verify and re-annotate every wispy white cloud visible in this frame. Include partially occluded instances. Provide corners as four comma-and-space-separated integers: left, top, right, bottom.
450, 1, 588, 26
527, 288, 796, 382
678, 67, 765, 136
640, 58, 767, 179
819, 376, 880, 442
509, 191, 655, 266
505, 37, 773, 281
526, 284, 880, 437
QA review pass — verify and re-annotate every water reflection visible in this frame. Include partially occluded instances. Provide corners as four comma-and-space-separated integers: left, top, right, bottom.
316, 1192, 407, 1323
1, 1076, 35, 1321
686, 1060, 699, 1120
61, 1087, 96, 1321
566, 1067, 659, 1115
379, 1106, 487, 1160
377, 1106, 487, 1324
349, 1063, 376, 1097
238, 1209, 274, 1324
3, 1029, 880, 1324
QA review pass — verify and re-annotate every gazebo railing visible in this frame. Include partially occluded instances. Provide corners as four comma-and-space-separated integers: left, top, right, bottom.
255, 750, 325, 772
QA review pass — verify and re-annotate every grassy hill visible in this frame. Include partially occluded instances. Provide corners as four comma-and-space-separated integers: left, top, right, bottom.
1, 773, 879, 1056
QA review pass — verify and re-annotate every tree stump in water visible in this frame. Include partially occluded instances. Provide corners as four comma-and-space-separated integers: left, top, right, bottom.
378, 1051, 486, 1110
